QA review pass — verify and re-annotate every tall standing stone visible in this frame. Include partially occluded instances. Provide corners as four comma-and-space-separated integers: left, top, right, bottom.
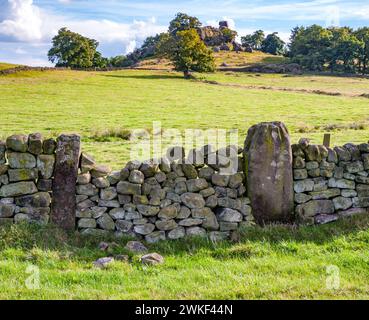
244, 122, 294, 224
51, 135, 81, 229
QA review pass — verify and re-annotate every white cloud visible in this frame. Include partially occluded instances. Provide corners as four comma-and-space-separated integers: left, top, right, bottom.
0, 0, 43, 41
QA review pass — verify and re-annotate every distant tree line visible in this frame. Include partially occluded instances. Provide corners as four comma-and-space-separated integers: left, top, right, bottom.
48, 14, 369, 75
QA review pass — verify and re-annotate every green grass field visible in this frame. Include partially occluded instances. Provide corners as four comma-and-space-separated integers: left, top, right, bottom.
1, 68, 369, 168
1, 216, 369, 299
1, 63, 369, 299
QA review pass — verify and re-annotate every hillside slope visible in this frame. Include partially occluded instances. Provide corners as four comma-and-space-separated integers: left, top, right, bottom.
0, 62, 19, 71
134, 51, 288, 70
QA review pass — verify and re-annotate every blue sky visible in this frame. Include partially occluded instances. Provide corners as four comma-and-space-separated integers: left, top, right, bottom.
1, 0, 368, 66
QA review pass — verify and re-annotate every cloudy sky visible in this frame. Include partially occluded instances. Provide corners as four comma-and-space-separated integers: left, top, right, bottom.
0, 0, 368, 66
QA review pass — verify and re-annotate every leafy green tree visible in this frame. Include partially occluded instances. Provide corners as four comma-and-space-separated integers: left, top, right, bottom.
48, 28, 103, 68
168, 13, 202, 36
162, 29, 215, 78
289, 25, 333, 71
241, 30, 265, 50
355, 27, 369, 74
261, 32, 285, 55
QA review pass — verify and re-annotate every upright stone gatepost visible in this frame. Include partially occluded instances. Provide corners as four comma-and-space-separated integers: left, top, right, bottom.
244, 122, 294, 224
51, 134, 81, 230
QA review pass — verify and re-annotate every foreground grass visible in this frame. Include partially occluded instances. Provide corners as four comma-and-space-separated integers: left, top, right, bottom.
1, 69, 369, 168
1, 216, 369, 299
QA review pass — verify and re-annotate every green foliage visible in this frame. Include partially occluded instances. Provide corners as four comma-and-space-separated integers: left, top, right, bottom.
289, 25, 369, 74
241, 30, 265, 50
48, 28, 105, 69
168, 12, 202, 36
221, 28, 238, 43
165, 29, 215, 76
261, 32, 286, 55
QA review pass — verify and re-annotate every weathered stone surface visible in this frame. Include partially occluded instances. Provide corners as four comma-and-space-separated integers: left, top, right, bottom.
315, 214, 339, 225
334, 146, 351, 162
140, 160, 159, 178
100, 187, 117, 201
129, 170, 144, 184
186, 226, 207, 237
141, 253, 164, 265
211, 174, 229, 187
338, 207, 368, 218
15, 192, 51, 207
198, 167, 215, 181
200, 187, 215, 198
182, 164, 198, 179
36, 155, 55, 179
125, 241, 148, 254
97, 213, 115, 231
117, 181, 141, 195
345, 161, 364, 174
180, 193, 205, 209
295, 200, 334, 218
134, 223, 155, 235
294, 179, 314, 193
155, 219, 178, 231
244, 122, 294, 224
186, 178, 208, 192
174, 181, 187, 194
108, 208, 125, 220
116, 220, 133, 233
92, 177, 110, 189
7, 152, 36, 169
216, 208, 242, 223
342, 189, 357, 198
133, 195, 149, 205
353, 197, 369, 208
0, 204, 15, 218
145, 231, 166, 243
293, 156, 305, 169
80, 153, 95, 173
93, 257, 114, 269
80, 228, 109, 237
42, 138, 57, 155
0, 181, 37, 197
28, 133, 43, 155
306, 161, 319, 170
137, 205, 160, 217
355, 176, 369, 184
294, 169, 308, 180
8, 168, 38, 182
192, 207, 219, 230
219, 222, 238, 231
78, 218, 96, 229
155, 172, 167, 184
0, 141, 6, 165
168, 227, 186, 240
158, 205, 178, 220
309, 188, 340, 200
77, 173, 91, 185
98, 199, 120, 208
295, 193, 312, 204
333, 197, 352, 211
0, 164, 8, 176
206, 195, 218, 208
178, 218, 203, 227
328, 178, 355, 189
51, 134, 80, 230
6, 134, 28, 152
177, 206, 191, 219
76, 183, 98, 196
91, 165, 111, 178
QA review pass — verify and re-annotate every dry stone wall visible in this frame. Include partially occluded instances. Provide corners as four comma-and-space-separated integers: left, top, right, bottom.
76, 146, 254, 243
293, 139, 369, 225
0, 134, 56, 226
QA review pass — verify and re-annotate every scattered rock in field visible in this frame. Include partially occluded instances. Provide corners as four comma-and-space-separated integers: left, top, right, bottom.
125, 241, 148, 254
93, 257, 114, 269
141, 253, 164, 266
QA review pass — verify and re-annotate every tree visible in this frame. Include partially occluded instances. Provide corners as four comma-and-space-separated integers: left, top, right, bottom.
261, 32, 285, 55
355, 27, 369, 74
289, 25, 333, 71
48, 28, 103, 68
163, 29, 215, 78
168, 13, 202, 36
241, 30, 265, 50
221, 28, 237, 43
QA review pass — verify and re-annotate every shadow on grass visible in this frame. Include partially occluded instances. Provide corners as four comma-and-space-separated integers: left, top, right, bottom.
1, 214, 369, 263
102, 74, 183, 80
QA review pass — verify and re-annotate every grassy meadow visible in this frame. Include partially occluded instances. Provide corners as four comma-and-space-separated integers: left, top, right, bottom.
1, 216, 369, 299
1, 67, 369, 168
1, 57, 369, 299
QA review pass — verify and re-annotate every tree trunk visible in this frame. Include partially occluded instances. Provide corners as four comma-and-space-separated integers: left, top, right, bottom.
183, 70, 192, 79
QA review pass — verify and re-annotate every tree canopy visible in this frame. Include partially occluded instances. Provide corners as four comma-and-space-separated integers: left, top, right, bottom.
168, 13, 202, 36
261, 33, 285, 55
48, 28, 106, 68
